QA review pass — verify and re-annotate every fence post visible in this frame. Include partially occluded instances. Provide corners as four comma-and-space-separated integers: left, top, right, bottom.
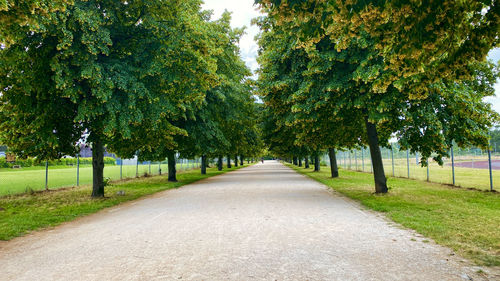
391, 144, 395, 177
361, 148, 365, 171
488, 145, 493, 191
451, 146, 455, 185
406, 149, 410, 178
76, 154, 80, 186
354, 150, 358, 171
45, 160, 49, 191
426, 158, 429, 182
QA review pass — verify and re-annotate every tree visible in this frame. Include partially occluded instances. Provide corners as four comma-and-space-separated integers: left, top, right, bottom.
173, 12, 247, 174
256, 0, 499, 192
0, 0, 218, 197
490, 128, 500, 147
256, 0, 499, 94
256, 16, 311, 162
0, 0, 72, 44
136, 10, 262, 180
256, 13, 361, 178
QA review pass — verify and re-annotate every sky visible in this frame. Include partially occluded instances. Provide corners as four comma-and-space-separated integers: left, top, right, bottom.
201, 0, 500, 113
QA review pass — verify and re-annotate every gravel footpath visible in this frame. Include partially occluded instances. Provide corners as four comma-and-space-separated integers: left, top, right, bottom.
0, 161, 492, 280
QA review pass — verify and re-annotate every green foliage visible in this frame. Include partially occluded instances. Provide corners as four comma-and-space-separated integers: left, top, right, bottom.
0, 0, 72, 44
257, 0, 499, 95
138, 10, 263, 162
0, 157, 115, 168
490, 128, 500, 145
176, 12, 256, 159
0, 0, 223, 195
256, 0, 499, 191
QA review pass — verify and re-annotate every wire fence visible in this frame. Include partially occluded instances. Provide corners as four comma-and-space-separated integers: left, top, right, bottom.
322, 143, 499, 191
0, 156, 207, 196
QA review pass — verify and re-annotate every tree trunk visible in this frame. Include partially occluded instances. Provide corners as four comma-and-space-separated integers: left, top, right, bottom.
234, 155, 239, 167
305, 157, 309, 168
328, 148, 339, 178
298, 158, 302, 167
240, 156, 244, 166
365, 118, 388, 193
293, 156, 298, 166
201, 155, 207, 175
314, 154, 320, 172
91, 138, 105, 198
227, 155, 232, 168
218, 155, 223, 171
167, 151, 177, 182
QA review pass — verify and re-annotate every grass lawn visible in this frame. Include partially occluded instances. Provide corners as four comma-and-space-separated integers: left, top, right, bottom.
0, 164, 250, 241
0, 162, 201, 196
287, 163, 500, 266
337, 157, 500, 191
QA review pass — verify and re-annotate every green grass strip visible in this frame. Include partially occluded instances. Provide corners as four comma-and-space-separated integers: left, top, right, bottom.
0, 165, 250, 241
287, 163, 500, 266
0, 163, 202, 196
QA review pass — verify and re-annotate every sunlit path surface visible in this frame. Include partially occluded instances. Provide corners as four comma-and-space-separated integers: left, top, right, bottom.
0, 161, 483, 280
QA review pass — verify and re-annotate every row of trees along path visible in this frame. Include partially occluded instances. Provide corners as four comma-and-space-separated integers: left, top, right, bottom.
0, 1, 263, 197
256, 0, 499, 193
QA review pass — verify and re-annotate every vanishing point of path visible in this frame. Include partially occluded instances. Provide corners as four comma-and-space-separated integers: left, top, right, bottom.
0, 161, 487, 280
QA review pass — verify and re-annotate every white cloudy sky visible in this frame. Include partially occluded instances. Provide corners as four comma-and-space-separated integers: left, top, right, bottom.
202, 0, 500, 113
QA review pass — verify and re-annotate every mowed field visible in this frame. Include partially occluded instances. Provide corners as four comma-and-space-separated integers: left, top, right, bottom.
337, 156, 500, 191
0, 162, 200, 196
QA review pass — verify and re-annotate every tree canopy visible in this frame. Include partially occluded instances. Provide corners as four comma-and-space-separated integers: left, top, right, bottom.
0, 1, 262, 196
256, 0, 499, 193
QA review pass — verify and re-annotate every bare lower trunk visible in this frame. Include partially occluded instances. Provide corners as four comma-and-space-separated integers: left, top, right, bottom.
305, 157, 310, 168
91, 138, 105, 198
293, 156, 298, 166
167, 151, 177, 182
365, 118, 388, 193
227, 155, 232, 168
314, 154, 320, 172
328, 148, 339, 178
234, 155, 239, 167
201, 155, 207, 175
240, 156, 244, 166
218, 155, 223, 171
298, 158, 302, 167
